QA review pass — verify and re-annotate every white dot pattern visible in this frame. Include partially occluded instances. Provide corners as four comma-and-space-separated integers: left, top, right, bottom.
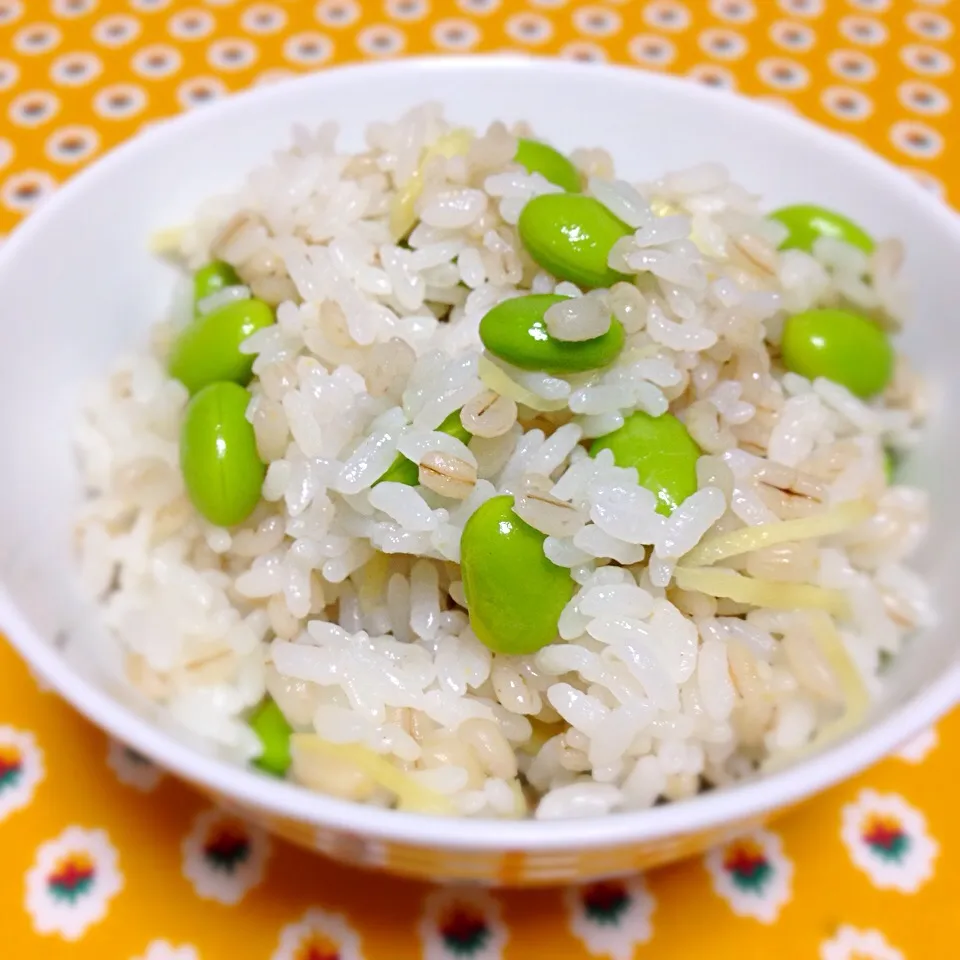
0, 3, 957, 955
0, 0, 955, 240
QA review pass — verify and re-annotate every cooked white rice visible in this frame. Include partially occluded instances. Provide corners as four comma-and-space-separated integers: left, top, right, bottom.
74, 104, 932, 820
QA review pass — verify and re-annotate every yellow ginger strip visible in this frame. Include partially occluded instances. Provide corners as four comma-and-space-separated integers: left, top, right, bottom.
478, 354, 569, 413
674, 566, 850, 618
682, 498, 874, 568
148, 224, 187, 255
389, 127, 474, 240
763, 613, 870, 770
808, 611, 870, 734
290, 734, 455, 816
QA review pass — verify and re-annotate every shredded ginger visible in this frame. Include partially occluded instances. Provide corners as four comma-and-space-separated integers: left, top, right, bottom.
673, 566, 851, 618
682, 498, 874, 568
509, 778, 528, 818
763, 612, 870, 770
478, 354, 568, 413
290, 734, 455, 815
809, 611, 870, 733
389, 127, 474, 240
148, 224, 187, 256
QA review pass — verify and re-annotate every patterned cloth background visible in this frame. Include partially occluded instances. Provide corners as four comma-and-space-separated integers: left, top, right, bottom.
1, 0, 958, 957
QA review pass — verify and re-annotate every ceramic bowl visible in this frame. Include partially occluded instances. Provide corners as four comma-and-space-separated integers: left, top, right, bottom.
1, 57, 958, 886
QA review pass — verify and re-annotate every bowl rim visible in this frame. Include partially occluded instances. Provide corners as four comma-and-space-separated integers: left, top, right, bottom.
1, 54, 958, 851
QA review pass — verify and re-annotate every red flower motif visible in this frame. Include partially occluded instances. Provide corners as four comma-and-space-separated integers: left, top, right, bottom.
581, 881, 630, 925
862, 814, 909, 861
439, 903, 490, 955
722, 839, 772, 892
47, 853, 95, 903
294, 932, 341, 960
203, 820, 252, 872
0, 747, 22, 789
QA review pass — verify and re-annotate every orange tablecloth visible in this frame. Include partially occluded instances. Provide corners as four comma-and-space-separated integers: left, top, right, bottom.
1, 1, 958, 957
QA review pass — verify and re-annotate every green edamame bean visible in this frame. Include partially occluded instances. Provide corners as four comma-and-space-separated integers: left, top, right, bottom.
883, 448, 896, 485
518, 193, 633, 289
194, 260, 241, 305
249, 698, 292, 777
169, 298, 275, 395
377, 452, 421, 487
460, 495, 573, 655
590, 411, 700, 516
180, 382, 265, 527
781, 307, 893, 399
376, 409, 472, 486
515, 138, 581, 193
769, 204, 874, 254
479, 294, 624, 373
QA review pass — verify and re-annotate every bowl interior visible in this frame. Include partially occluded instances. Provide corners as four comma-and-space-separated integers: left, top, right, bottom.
0, 57, 958, 843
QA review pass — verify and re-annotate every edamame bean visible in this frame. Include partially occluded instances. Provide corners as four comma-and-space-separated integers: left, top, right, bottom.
249, 698, 292, 777
780, 307, 893, 398
169, 298, 274, 395
883, 448, 896, 484
769, 204, 874, 254
460, 495, 573, 655
480, 294, 624, 373
515, 138, 581, 192
376, 409, 472, 486
518, 193, 633, 289
590, 411, 700, 516
194, 260, 241, 304
180, 381, 265, 527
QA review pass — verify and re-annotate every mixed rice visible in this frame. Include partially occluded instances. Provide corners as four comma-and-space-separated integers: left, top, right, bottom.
75, 105, 932, 820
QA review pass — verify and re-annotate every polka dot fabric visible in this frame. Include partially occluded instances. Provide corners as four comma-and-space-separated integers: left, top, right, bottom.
2, 640, 959, 958
1, 0, 959, 956
0, 0, 958, 236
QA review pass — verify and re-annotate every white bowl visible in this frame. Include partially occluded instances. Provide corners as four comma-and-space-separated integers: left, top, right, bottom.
1, 56, 958, 886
